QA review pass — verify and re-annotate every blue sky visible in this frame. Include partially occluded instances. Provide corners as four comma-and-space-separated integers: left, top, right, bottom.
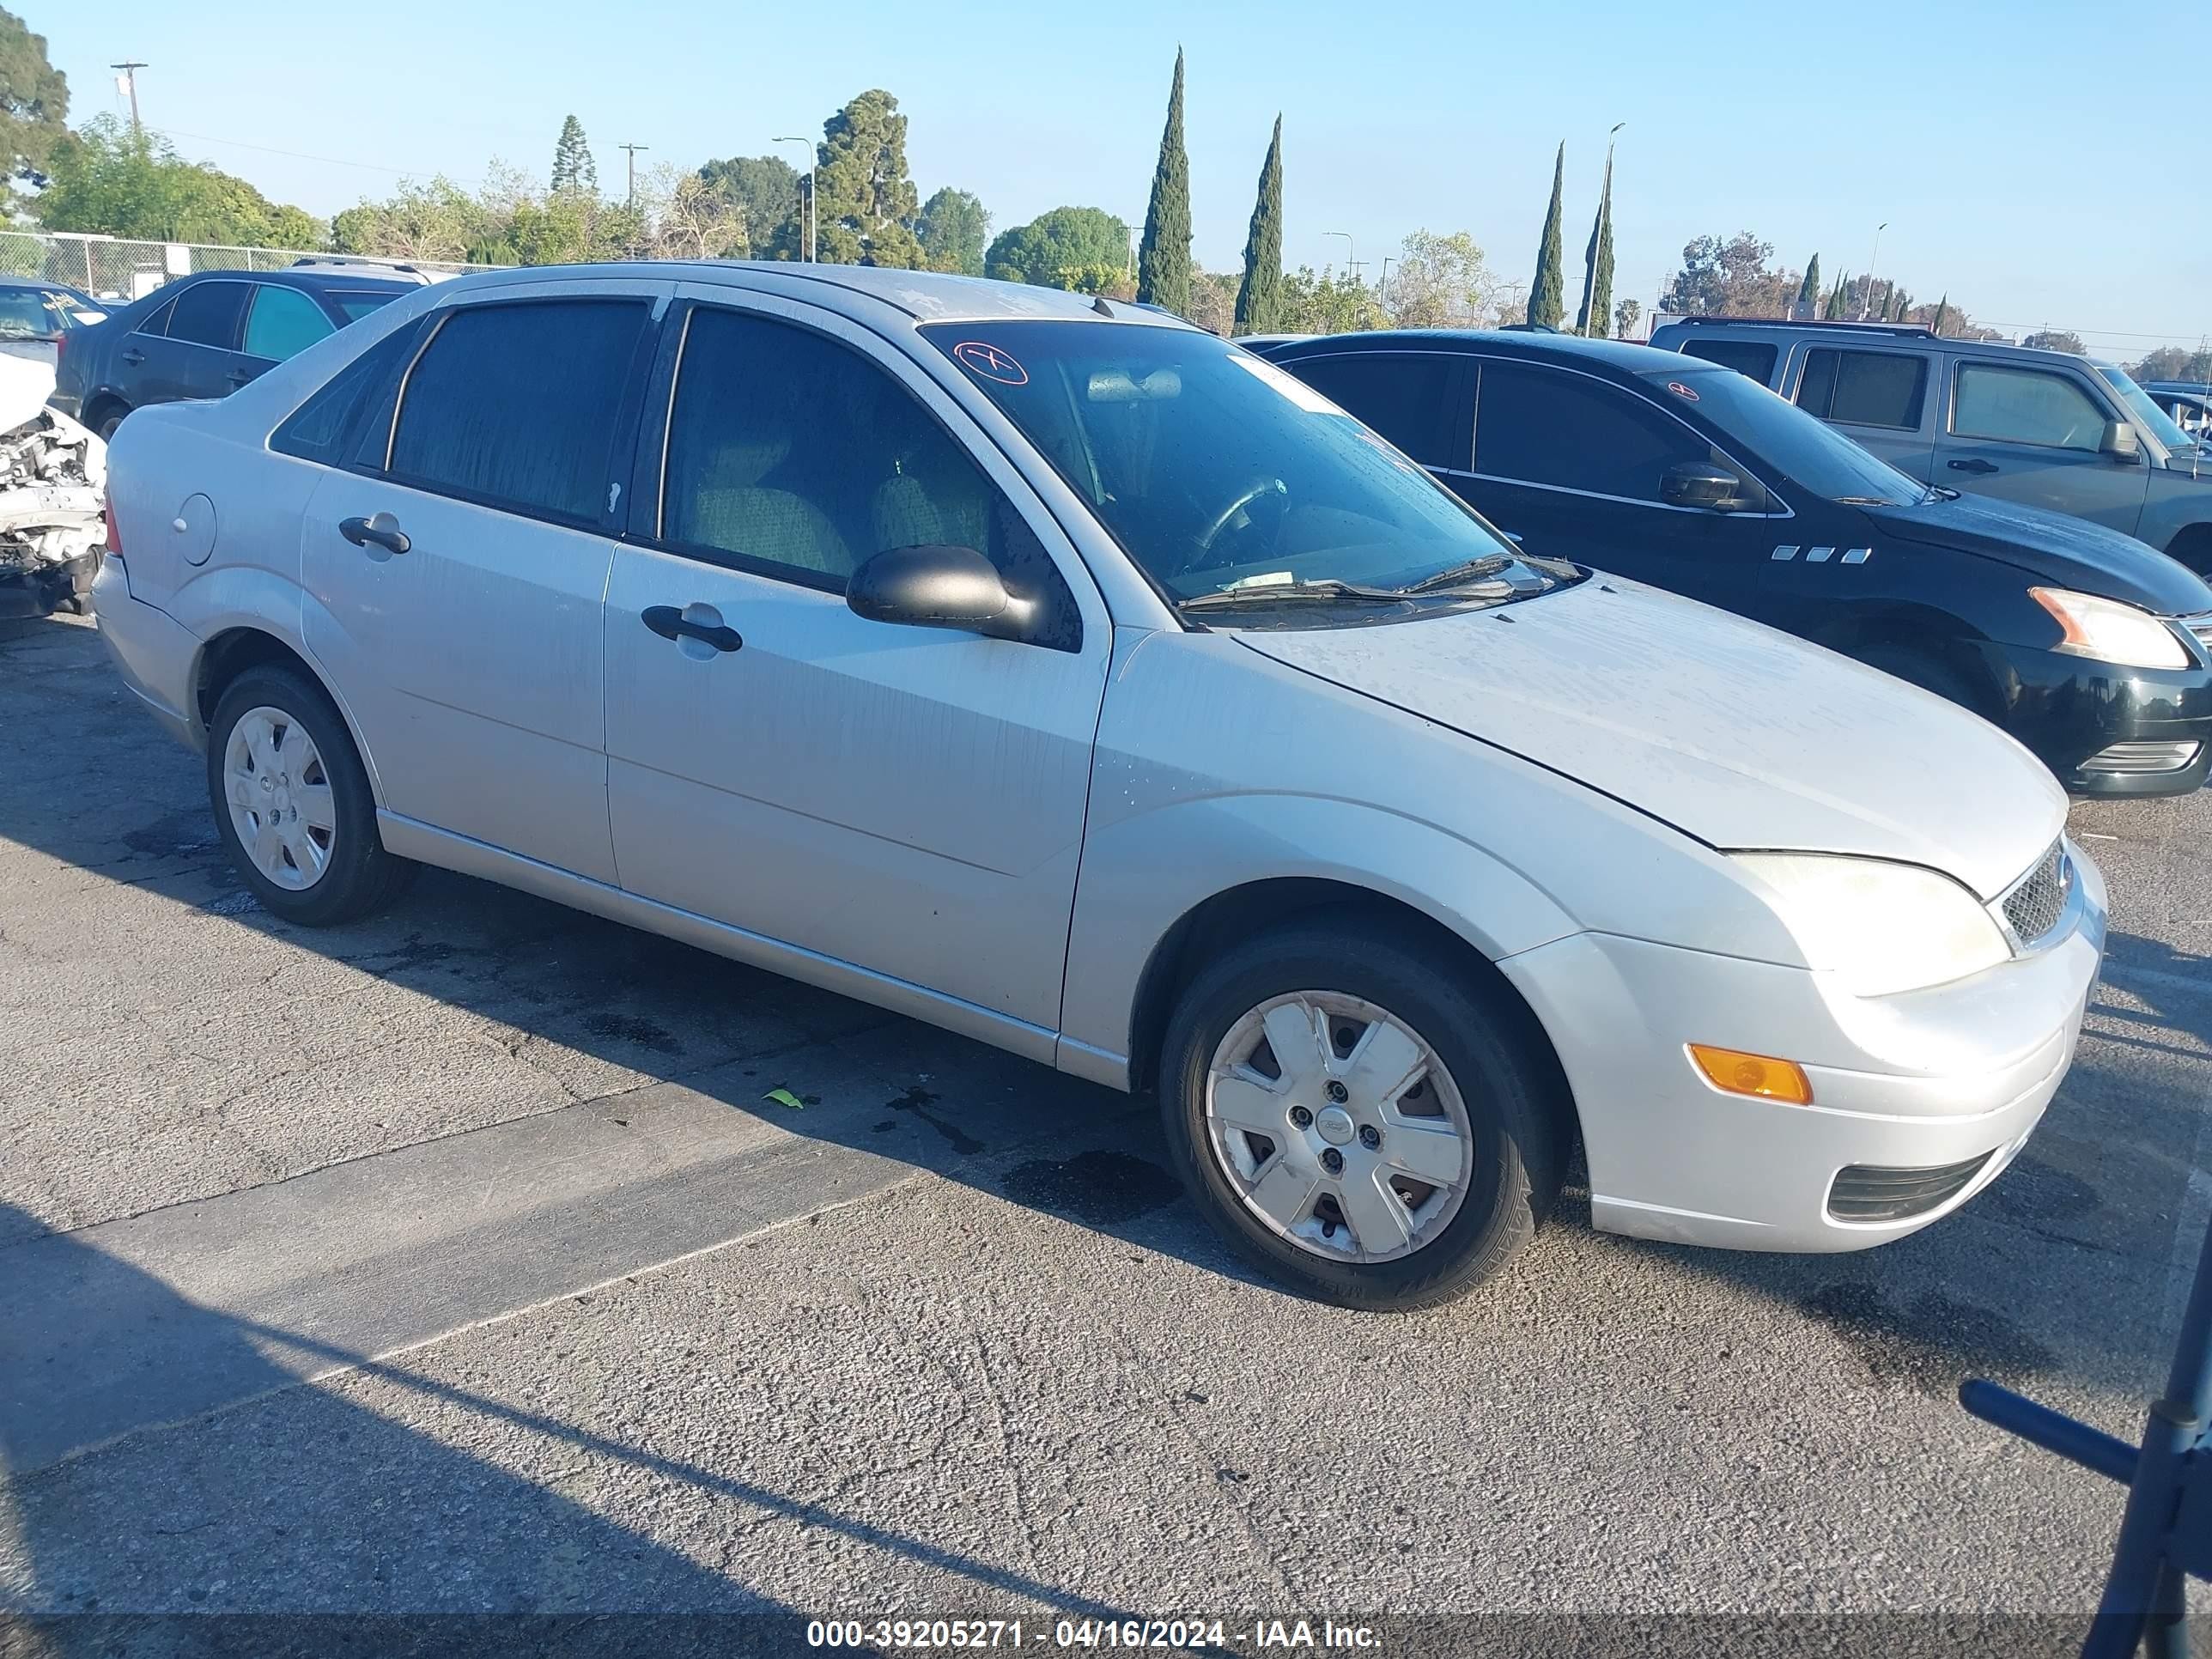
38, 0, 2209, 354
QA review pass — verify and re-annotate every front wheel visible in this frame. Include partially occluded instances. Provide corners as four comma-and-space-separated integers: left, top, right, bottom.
1158, 916, 1565, 1311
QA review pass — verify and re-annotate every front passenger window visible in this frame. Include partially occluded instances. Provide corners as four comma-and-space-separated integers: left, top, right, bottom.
661, 307, 1063, 611
1474, 361, 1734, 504
1953, 364, 2108, 452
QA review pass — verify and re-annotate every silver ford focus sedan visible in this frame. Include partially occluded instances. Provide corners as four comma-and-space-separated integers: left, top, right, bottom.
89, 264, 2105, 1310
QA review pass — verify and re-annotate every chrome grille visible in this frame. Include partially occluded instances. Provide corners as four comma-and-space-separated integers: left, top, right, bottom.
2185, 615, 2212, 659
1999, 841, 2070, 948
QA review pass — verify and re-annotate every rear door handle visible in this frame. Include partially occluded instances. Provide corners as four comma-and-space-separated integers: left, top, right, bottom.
224, 367, 253, 387
1948, 458, 1999, 475
642, 604, 743, 653
338, 513, 410, 556
120, 349, 145, 367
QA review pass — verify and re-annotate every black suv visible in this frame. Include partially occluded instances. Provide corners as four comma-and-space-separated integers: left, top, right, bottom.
52, 269, 411, 440
1248, 331, 2212, 797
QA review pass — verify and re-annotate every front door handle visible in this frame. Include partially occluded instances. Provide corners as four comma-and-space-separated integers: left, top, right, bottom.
338, 513, 410, 556
642, 604, 743, 653
120, 349, 145, 367
1948, 458, 1999, 475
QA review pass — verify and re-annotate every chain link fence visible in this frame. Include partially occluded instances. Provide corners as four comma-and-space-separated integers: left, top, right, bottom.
0, 230, 487, 304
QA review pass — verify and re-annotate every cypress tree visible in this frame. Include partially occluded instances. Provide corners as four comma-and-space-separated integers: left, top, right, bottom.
1234, 115, 1285, 337
1796, 254, 1821, 317
1932, 292, 1950, 337
1136, 48, 1192, 315
1528, 142, 1565, 329
1574, 149, 1614, 337
551, 115, 597, 198
1823, 272, 1849, 320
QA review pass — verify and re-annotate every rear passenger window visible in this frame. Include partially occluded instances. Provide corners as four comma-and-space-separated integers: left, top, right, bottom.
1281, 353, 1460, 467
1796, 348, 1926, 429
1952, 363, 2108, 452
658, 307, 1079, 645
1474, 361, 1713, 502
387, 300, 651, 525
131, 295, 177, 338
271, 325, 422, 464
1681, 339, 1778, 382
242, 285, 333, 362
165, 281, 250, 350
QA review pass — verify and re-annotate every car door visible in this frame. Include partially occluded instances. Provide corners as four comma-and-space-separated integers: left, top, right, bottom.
1788, 343, 1937, 478
601, 289, 1112, 1044
134, 278, 254, 404
1444, 357, 1791, 619
236, 282, 336, 386
1275, 349, 1472, 480
1936, 356, 2150, 535
300, 280, 667, 883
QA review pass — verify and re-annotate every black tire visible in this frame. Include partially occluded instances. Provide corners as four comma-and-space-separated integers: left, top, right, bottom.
205, 665, 416, 926
94, 407, 126, 443
1158, 914, 1565, 1311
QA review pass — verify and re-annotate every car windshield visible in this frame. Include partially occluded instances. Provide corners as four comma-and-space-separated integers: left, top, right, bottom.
0, 290, 61, 341
921, 319, 1563, 608
327, 289, 403, 324
1638, 364, 1933, 505
2096, 363, 2197, 452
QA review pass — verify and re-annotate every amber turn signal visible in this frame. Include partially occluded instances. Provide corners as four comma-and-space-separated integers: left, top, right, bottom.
1687, 1044, 1814, 1105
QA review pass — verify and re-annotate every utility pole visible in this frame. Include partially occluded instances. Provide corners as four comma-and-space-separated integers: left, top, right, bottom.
109, 62, 146, 137
619, 143, 648, 208
774, 137, 817, 261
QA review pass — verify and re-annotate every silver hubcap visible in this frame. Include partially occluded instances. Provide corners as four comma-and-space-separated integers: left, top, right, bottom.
222, 706, 335, 892
1204, 991, 1474, 1263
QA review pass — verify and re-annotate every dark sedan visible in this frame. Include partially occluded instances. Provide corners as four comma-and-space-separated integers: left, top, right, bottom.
1248, 330, 2212, 797
52, 268, 411, 440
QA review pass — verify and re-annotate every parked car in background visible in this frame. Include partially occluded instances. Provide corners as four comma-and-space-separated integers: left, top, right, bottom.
52, 268, 413, 440
93, 264, 2103, 1310
1645, 319, 2212, 574
0, 279, 106, 366
2144, 382, 2212, 438
1248, 330, 2212, 796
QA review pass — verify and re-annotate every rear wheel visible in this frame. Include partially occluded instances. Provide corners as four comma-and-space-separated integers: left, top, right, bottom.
1158, 916, 1565, 1311
93, 406, 127, 443
205, 665, 415, 926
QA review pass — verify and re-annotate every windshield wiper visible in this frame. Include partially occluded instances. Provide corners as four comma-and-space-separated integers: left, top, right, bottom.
1178, 578, 1413, 613
1396, 554, 1519, 594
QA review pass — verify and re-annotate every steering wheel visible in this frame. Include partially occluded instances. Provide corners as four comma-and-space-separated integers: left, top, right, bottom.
1187, 477, 1290, 571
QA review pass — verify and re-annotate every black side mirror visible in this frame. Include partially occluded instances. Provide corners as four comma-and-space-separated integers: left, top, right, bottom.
1660, 462, 1745, 510
847, 544, 1036, 642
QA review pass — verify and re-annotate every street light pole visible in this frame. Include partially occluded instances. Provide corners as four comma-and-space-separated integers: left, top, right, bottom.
1109, 219, 1138, 282
1864, 222, 1888, 320
1583, 121, 1625, 336
110, 62, 146, 137
774, 137, 817, 262
1324, 230, 1354, 283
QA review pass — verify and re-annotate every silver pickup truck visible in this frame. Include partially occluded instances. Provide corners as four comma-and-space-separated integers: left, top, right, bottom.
1649, 319, 2212, 574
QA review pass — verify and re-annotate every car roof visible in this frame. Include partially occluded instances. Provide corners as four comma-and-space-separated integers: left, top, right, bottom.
175, 267, 414, 300
1650, 315, 2105, 369
1254, 327, 1694, 375
416, 260, 1198, 328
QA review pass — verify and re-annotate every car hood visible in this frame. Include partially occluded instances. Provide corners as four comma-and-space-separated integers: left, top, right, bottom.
1868, 491, 2211, 615
1237, 577, 2063, 901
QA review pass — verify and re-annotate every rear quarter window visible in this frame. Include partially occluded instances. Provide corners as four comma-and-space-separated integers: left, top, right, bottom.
1796, 348, 1927, 430
1680, 338, 1779, 383
1279, 352, 1462, 468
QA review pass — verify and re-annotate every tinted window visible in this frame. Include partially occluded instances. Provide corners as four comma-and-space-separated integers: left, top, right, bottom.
1474, 362, 1711, 501
387, 300, 650, 524
1796, 348, 1926, 429
1280, 352, 1460, 467
165, 281, 250, 350
0, 290, 58, 340
1953, 363, 2109, 451
1637, 366, 1925, 504
327, 289, 404, 324
661, 307, 1077, 638
1681, 339, 1778, 382
132, 295, 177, 338
271, 325, 422, 464
242, 285, 333, 362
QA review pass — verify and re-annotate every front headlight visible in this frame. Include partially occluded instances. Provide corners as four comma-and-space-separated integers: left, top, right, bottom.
2029, 586, 2190, 669
1733, 853, 2010, 997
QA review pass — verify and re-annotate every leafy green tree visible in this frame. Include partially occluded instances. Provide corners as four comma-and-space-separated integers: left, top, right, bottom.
1385, 229, 1492, 328
333, 175, 497, 261
986, 206, 1127, 288
1280, 264, 1382, 335
2131, 345, 2212, 385
1575, 149, 1613, 337
696, 154, 801, 257
2023, 329, 2087, 355
551, 115, 596, 198
38, 117, 326, 246
1796, 254, 1820, 316
0, 7, 65, 210
1233, 116, 1284, 336
1136, 48, 1192, 314
1613, 297, 1641, 340
917, 186, 990, 276
1528, 142, 1565, 328
1659, 231, 1796, 318
810, 89, 924, 268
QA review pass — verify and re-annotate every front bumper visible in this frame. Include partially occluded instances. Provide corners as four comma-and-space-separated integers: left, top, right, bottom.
1984, 639, 2212, 799
87, 554, 202, 750
1498, 845, 2106, 1254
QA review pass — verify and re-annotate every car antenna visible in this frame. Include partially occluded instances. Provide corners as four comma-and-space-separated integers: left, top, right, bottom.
1092, 295, 1115, 318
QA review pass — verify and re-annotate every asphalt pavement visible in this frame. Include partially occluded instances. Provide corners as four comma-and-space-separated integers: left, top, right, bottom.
3, 610, 2210, 1655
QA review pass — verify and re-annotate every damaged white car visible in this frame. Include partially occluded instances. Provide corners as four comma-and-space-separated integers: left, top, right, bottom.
0, 352, 106, 620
